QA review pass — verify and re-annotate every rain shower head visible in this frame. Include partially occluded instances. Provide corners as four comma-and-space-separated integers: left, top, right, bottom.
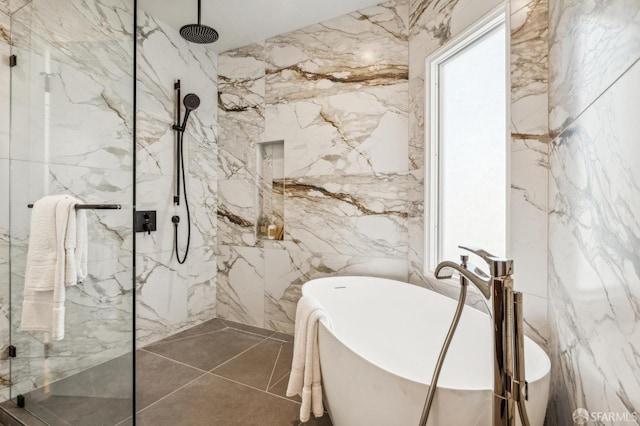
180, 24, 219, 44
180, 0, 219, 44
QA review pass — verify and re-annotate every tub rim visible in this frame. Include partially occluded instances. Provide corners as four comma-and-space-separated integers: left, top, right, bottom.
303, 275, 551, 392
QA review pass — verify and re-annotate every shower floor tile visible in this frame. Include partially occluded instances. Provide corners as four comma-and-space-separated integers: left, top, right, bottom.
135, 350, 202, 410
144, 328, 265, 371
136, 319, 332, 425
1, 319, 333, 426
136, 373, 300, 426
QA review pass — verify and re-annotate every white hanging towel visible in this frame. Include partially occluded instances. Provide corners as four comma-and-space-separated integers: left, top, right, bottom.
21, 195, 87, 341
286, 296, 333, 422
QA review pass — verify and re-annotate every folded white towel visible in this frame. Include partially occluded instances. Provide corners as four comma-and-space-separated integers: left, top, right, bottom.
286, 296, 332, 422
22, 195, 85, 341
64, 199, 78, 286
22, 195, 66, 292
75, 209, 88, 283
64, 204, 88, 285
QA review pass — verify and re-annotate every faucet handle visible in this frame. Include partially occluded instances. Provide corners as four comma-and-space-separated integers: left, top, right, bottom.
458, 245, 497, 262
458, 245, 514, 277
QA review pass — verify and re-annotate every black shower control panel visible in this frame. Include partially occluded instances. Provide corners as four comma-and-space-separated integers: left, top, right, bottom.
135, 210, 157, 235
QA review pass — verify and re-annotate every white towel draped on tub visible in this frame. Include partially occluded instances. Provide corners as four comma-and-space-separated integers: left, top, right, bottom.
287, 296, 333, 423
21, 195, 88, 341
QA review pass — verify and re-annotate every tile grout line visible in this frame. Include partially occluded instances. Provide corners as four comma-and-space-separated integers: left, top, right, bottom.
144, 326, 230, 346
141, 332, 273, 390
551, 56, 640, 140
265, 345, 283, 391
139, 348, 210, 374
143, 325, 275, 354
219, 318, 278, 339
24, 404, 69, 426
207, 372, 301, 406
208, 336, 270, 372
135, 371, 210, 415
114, 415, 132, 426
268, 370, 292, 393
229, 327, 277, 341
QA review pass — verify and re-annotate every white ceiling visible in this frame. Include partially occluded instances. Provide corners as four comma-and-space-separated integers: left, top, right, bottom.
138, 0, 384, 53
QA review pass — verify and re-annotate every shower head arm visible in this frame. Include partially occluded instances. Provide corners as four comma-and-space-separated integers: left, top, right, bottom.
197, 0, 201, 25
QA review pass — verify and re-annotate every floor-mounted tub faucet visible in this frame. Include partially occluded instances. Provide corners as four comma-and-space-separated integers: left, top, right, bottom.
432, 246, 530, 426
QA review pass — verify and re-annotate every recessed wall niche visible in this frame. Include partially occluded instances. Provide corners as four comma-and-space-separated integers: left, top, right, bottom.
256, 140, 284, 240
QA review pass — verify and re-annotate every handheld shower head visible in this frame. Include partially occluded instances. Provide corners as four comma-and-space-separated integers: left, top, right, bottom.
180, 93, 200, 131
183, 93, 201, 111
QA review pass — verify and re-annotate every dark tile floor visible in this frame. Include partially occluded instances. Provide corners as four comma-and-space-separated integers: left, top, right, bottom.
1, 318, 333, 426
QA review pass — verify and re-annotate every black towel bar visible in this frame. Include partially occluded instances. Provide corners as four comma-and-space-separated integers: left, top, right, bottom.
27, 203, 122, 210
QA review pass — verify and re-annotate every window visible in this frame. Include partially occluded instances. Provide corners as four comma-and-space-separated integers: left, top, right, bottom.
425, 9, 507, 273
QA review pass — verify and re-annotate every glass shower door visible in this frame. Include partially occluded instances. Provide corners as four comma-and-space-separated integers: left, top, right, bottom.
8, 0, 135, 424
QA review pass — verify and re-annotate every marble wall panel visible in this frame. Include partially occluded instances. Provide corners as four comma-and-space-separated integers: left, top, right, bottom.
186, 244, 218, 324
217, 43, 265, 182
0, 11, 9, 160
4, 0, 137, 402
548, 0, 640, 137
264, 0, 409, 179
509, 0, 549, 348
263, 85, 409, 178
0, 0, 30, 16
0, 11, 9, 401
135, 250, 188, 346
406, 0, 550, 350
136, 8, 218, 347
218, 0, 550, 356
408, 0, 502, 171
217, 178, 257, 247
10, 244, 133, 397
264, 248, 408, 333
9, 160, 133, 254
0, 168, 8, 397
217, 0, 411, 333
9, 0, 134, 170
548, 59, 640, 417
216, 245, 265, 327
265, 0, 408, 104
282, 173, 417, 258
409, 1, 497, 264
547, 300, 640, 426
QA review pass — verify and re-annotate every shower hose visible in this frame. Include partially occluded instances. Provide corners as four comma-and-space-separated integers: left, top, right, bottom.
174, 129, 191, 265
418, 277, 468, 426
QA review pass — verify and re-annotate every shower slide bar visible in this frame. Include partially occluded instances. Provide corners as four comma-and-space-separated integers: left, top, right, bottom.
27, 203, 122, 210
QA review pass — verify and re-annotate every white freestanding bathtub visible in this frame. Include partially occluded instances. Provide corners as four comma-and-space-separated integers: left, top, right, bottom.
302, 276, 550, 426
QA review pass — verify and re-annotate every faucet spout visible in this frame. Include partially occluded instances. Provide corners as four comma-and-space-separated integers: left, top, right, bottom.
430, 246, 527, 426
434, 260, 492, 299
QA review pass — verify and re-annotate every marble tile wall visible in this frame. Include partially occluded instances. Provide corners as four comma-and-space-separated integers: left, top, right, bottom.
407, 0, 500, 308
509, 0, 549, 347
0, 9, 11, 401
219, 0, 552, 342
6, 0, 135, 398
0, 0, 28, 16
0, 0, 218, 401
547, 0, 640, 421
406, 0, 550, 348
136, 9, 218, 347
217, 0, 411, 332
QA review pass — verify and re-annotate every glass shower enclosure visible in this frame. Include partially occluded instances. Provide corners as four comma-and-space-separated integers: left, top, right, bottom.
7, 0, 135, 424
